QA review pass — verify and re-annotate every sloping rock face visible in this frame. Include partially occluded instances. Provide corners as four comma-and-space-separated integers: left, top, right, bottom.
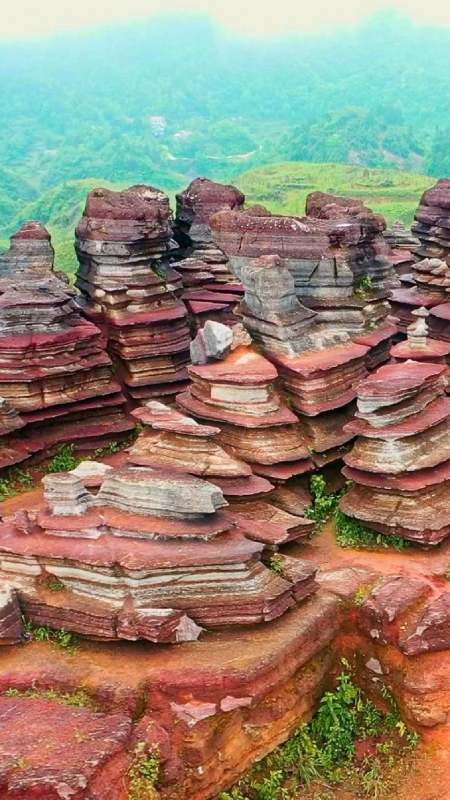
0, 464, 317, 642
174, 178, 245, 326
341, 361, 450, 544
0, 696, 132, 800
412, 179, 450, 260
0, 224, 133, 467
75, 186, 191, 400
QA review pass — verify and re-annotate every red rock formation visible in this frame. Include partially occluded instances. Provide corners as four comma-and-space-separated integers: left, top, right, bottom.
75, 185, 191, 400
0, 224, 134, 467
0, 464, 317, 642
210, 205, 397, 365
341, 361, 450, 544
177, 333, 313, 481
0, 696, 132, 800
391, 181, 450, 332
128, 400, 313, 544
412, 179, 450, 260
174, 178, 245, 326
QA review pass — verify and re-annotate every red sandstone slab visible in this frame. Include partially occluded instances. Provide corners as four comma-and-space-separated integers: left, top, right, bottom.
345, 396, 450, 438
185, 300, 230, 314
251, 459, 314, 480
353, 322, 398, 348
430, 302, 450, 322
212, 475, 274, 496
188, 346, 278, 384
342, 459, 450, 490
37, 506, 233, 540
272, 343, 369, 376
110, 305, 187, 327
182, 289, 240, 304
0, 697, 132, 800
288, 386, 359, 415
177, 390, 298, 427
131, 405, 220, 437
202, 283, 244, 294
391, 338, 450, 360
0, 526, 263, 569
357, 361, 446, 399
23, 388, 126, 423
389, 288, 443, 308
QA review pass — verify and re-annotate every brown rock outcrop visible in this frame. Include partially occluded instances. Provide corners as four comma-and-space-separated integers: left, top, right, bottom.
412, 179, 450, 260
341, 361, 450, 544
75, 185, 191, 400
174, 178, 245, 325
210, 203, 397, 368
0, 224, 134, 466
0, 464, 317, 642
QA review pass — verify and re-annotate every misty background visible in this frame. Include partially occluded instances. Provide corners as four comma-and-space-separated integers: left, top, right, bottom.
0, 5, 449, 271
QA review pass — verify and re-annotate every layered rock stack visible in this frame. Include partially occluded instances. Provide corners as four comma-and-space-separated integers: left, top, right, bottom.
305, 191, 400, 291
207, 255, 369, 465
0, 221, 69, 287
383, 220, 420, 275
210, 202, 397, 368
412, 179, 450, 260
177, 322, 314, 482
174, 178, 245, 325
341, 361, 450, 545
128, 399, 314, 546
75, 186, 191, 401
0, 464, 318, 643
390, 256, 450, 336
0, 223, 133, 467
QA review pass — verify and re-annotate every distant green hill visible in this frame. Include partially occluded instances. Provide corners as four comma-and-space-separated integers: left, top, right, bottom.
0, 162, 434, 278
237, 162, 434, 223
0, 177, 187, 277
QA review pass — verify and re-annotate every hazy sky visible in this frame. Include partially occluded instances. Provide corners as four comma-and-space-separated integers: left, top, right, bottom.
2, 0, 450, 39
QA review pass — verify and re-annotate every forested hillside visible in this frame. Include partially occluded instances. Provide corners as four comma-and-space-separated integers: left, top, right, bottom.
0, 11, 449, 235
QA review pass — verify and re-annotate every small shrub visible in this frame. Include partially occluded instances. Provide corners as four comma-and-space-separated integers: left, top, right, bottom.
268, 556, 284, 575
45, 445, 80, 473
304, 474, 342, 528
221, 659, 419, 800
0, 467, 34, 500
128, 741, 160, 800
355, 275, 374, 297
23, 621, 79, 651
335, 510, 410, 551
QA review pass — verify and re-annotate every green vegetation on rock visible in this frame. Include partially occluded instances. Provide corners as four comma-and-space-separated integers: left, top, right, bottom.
219, 661, 419, 800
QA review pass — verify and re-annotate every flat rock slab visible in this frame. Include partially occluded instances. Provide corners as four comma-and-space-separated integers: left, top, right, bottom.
0, 696, 132, 800
0, 594, 339, 714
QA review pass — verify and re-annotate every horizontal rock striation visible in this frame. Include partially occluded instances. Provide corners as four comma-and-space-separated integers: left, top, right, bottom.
0, 224, 133, 467
412, 179, 450, 261
0, 464, 317, 642
341, 361, 450, 544
174, 178, 245, 326
75, 185, 191, 400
